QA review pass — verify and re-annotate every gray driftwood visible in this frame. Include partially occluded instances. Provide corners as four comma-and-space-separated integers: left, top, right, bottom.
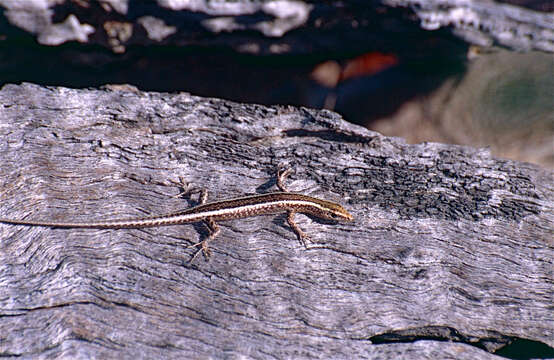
1, 0, 551, 54
0, 83, 552, 359
383, 0, 554, 52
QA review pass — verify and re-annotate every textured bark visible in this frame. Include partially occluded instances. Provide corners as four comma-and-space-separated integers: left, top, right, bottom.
0, 0, 551, 54
0, 83, 552, 359
383, 0, 553, 52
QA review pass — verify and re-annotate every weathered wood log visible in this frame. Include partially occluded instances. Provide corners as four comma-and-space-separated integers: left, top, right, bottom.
383, 0, 553, 52
1, 0, 551, 53
0, 83, 552, 359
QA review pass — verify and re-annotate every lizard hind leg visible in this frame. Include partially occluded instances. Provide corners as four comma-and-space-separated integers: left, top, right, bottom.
188, 217, 220, 262
277, 168, 293, 192
187, 188, 217, 262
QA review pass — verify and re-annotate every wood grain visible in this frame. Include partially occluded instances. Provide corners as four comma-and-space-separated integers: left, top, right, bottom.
0, 83, 551, 359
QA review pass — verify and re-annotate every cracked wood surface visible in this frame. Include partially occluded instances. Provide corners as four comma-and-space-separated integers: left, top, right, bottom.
0, 83, 552, 359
